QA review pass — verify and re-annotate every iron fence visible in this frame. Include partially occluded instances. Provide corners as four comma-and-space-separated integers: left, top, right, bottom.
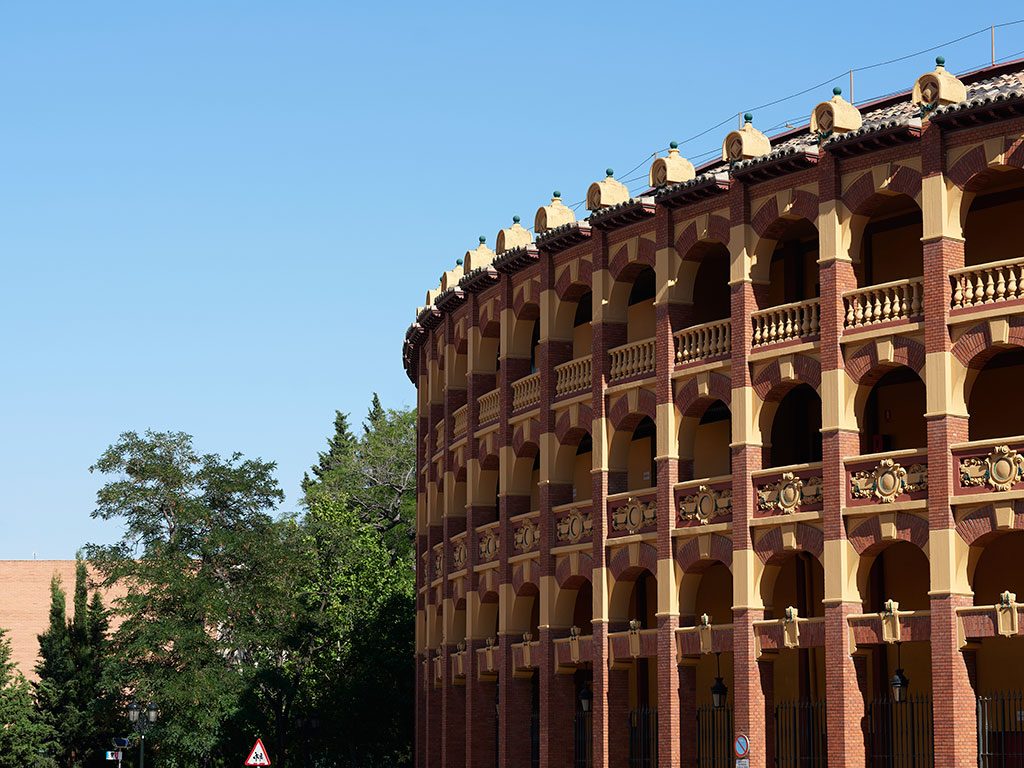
774, 699, 827, 767
979, 690, 1024, 768
866, 695, 933, 768
574, 710, 593, 768
629, 706, 658, 768
696, 704, 733, 768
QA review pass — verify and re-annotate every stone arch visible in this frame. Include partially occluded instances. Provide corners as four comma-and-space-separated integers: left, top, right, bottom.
609, 388, 658, 431
842, 166, 923, 217
951, 319, 1024, 370
957, 500, 1024, 547
752, 355, 822, 402
511, 561, 540, 597
609, 542, 659, 581
845, 338, 926, 386
556, 552, 595, 588
674, 535, 733, 575
554, 258, 594, 301
751, 190, 819, 239
512, 417, 541, 458
554, 404, 594, 444
675, 372, 732, 418
674, 215, 732, 260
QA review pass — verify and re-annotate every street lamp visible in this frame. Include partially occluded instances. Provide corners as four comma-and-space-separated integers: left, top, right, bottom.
711, 652, 728, 709
128, 701, 158, 768
890, 643, 910, 704
578, 684, 592, 713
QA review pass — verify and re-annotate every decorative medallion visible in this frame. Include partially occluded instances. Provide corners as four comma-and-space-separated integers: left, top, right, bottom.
451, 540, 467, 571
961, 445, 1024, 492
433, 550, 444, 579
611, 497, 657, 534
557, 507, 593, 543
851, 458, 928, 503
679, 485, 732, 525
757, 472, 823, 514
478, 528, 500, 562
513, 518, 540, 553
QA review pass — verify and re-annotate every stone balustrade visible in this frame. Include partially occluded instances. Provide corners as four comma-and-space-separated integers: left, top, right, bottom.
452, 404, 468, 440
511, 372, 540, 411
843, 277, 923, 330
674, 318, 731, 365
951, 256, 1024, 311
554, 356, 591, 397
608, 337, 656, 381
477, 387, 500, 425
751, 298, 820, 347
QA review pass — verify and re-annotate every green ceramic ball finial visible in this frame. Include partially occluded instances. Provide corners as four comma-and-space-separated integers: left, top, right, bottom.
606, 168, 614, 177
936, 55, 945, 67
744, 112, 753, 124
833, 86, 842, 96
670, 141, 678, 149
478, 235, 486, 244
553, 190, 561, 199
456, 258, 463, 266
512, 215, 520, 224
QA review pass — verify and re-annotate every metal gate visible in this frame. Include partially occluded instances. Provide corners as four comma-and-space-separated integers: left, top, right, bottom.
866, 695, 933, 768
629, 706, 658, 768
574, 710, 593, 768
696, 704, 733, 768
774, 700, 827, 767
978, 691, 1024, 768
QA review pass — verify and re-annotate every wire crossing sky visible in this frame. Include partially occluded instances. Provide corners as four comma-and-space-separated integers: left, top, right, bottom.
0, 1, 1020, 558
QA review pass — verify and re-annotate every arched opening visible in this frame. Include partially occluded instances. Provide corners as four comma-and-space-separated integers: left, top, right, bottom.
573, 433, 593, 503
510, 586, 541, 639
764, 219, 819, 309
688, 400, 732, 481
475, 467, 498, 525
767, 385, 822, 467
762, 553, 826, 709
679, 560, 734, 712
609, 569, 659, 718
971, 532, 1024, 695
573, 291, 593, 360
968, 347, 1024, 440
860, 367, 927, 453
610, 416, 657, 493
688, 243, 731, 325
964, 168, 1024, 267
509, 450, 541, 515
508, 310, 540, 380
855, 194, 923, 286
859, 541, 931, 701
626, 267, 656, 343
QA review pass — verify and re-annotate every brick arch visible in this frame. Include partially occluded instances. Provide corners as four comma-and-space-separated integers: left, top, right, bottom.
674, 215, 732, 260
753, 524, 824, 565
750, 190, 819, 239
554, 259, 594, 301
609, 542, 659, 581
675, 372, 732, 418
844, 337, 926, 386
956, 500, 1024, 546
842, 166, 923, 216
608, 388, 658, 432
948, 136, 1024, 191
554, 404, 594, 444
512, 417, 541, 458
555, 553, 594, 588
609, 237, 657, 281
752, 355, 822, 402
848, 513, 929, 555
674, 534, 733, 574
951, 318, 1024, 368
512, 561, 540, 593
512, 277, 540, 318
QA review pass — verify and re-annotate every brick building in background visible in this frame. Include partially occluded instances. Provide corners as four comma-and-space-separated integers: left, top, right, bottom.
0, 561, 119, 679
404, 57, 1024, 768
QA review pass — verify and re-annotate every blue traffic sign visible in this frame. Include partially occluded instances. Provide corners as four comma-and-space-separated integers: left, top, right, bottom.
734, 734, 750, 758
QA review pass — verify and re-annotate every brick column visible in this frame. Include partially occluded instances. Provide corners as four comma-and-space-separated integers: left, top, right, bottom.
465, 639, 496, 768
655, 205, 682, 768
729, 181, 768, 768
680, 662, 698, 768
818, 149, 868, 767
921, 122, 977, 767
759, 659, 775, 768
497, 637, 532, 768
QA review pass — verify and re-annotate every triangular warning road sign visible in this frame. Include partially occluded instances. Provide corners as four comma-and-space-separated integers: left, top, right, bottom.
244, 738, 271, 767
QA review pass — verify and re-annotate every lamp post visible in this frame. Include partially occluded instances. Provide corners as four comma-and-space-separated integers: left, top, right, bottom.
128, 701, 158, 768
711, 652, 728, 709
890, 642, 910, 703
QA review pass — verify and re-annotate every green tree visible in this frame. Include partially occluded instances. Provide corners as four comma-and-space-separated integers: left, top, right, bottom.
85, 430, 286, 766
0, 627, 56, 767
34, 575, 74, 763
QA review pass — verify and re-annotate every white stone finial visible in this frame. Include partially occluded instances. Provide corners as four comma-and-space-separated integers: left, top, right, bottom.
586, 169, 630, 211
649, 142, 696, 187
534, 191, 576, 233
463, 236, 495, 272
495, 216, 532, 254
722, 113, 771, 162
811, 87, 862, 135
912, 56, 966, 110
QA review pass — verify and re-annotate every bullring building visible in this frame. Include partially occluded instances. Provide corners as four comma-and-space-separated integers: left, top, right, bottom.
404, 57, 1024, 768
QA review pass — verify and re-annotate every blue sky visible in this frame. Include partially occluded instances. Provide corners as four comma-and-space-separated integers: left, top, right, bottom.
0, 1, 1019, 558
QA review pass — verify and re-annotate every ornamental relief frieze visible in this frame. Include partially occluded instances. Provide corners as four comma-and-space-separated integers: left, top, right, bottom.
851, 458, 927, 503
433, 549, 443, 579
478, 528, 500, 563
451, 540, 467, 571
757, 472, 823, 515
678, 485, 732, 525
960, 445, 1024, 492
611, 497, 657, 534
556, 508, 593, 544
513, 518, 540, 553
